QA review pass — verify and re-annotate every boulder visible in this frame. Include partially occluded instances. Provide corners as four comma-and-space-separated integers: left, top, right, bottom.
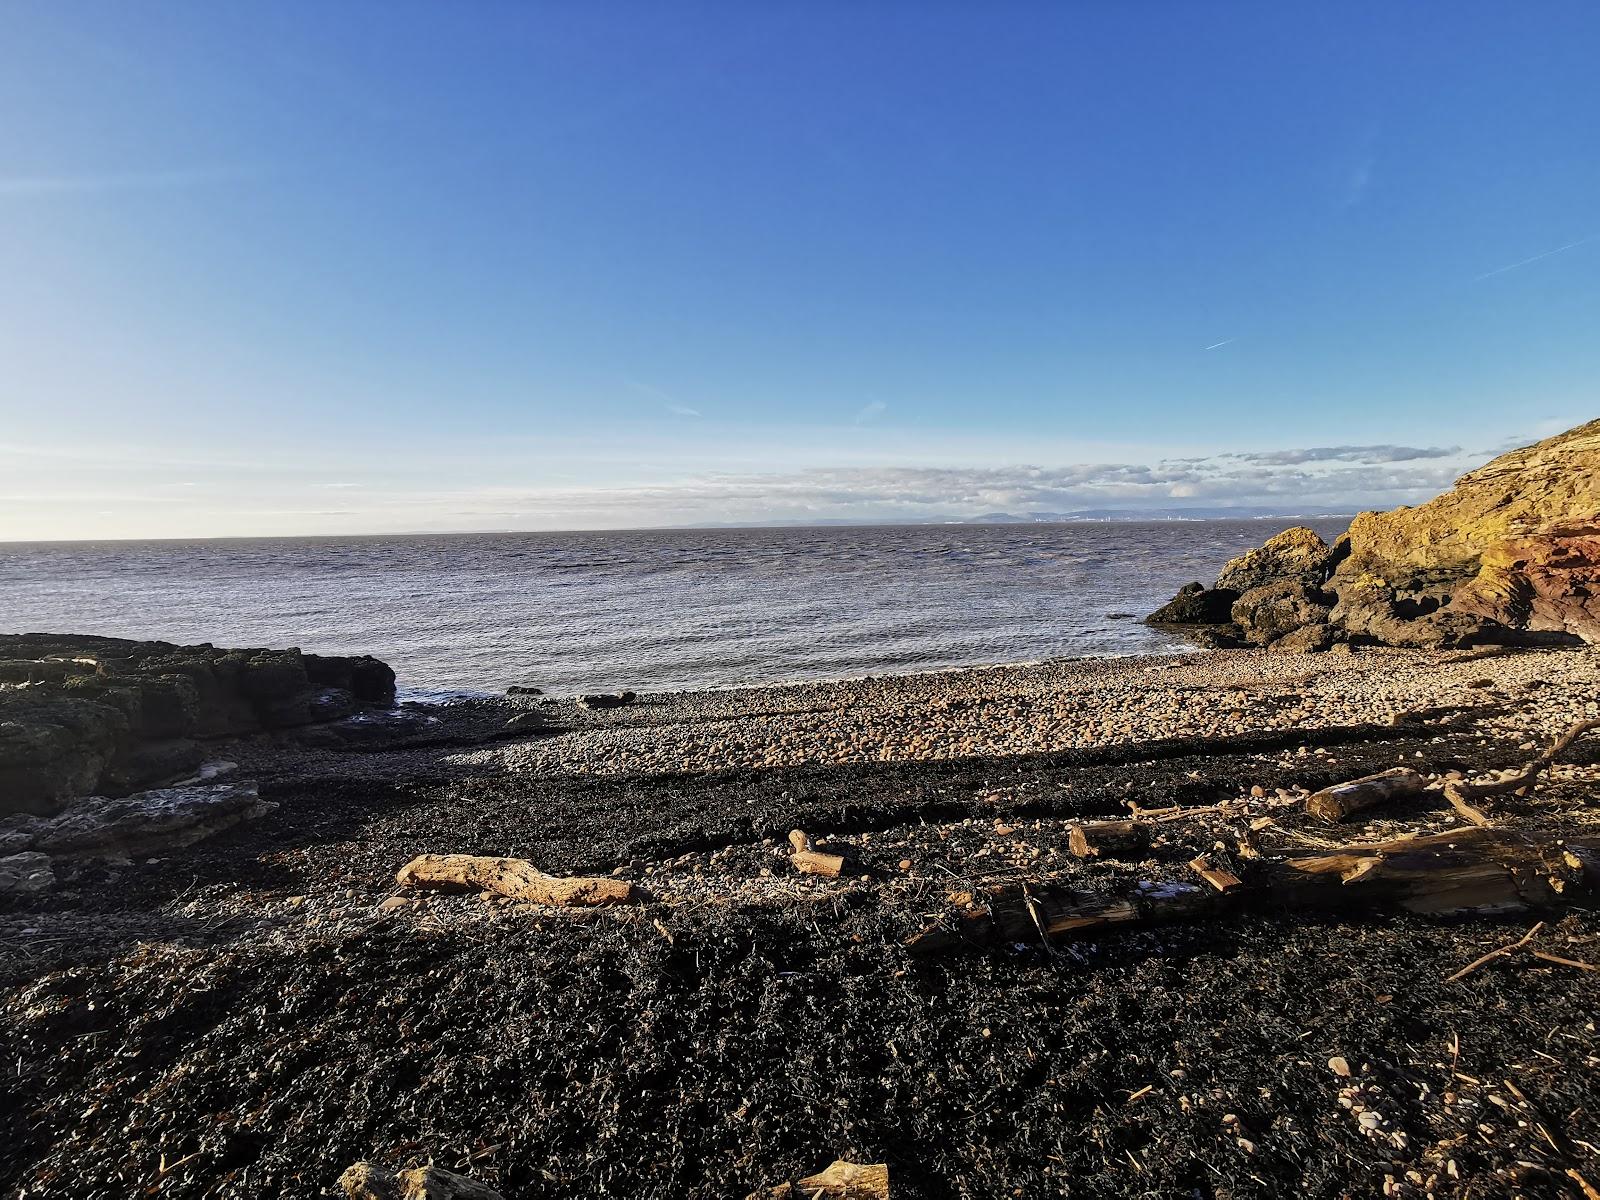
1146, 583, 1240, 625
1167, 419, 1600, 649
1215, 527, 1332, 593
1230, 580, 1333, 645
577, 691, 638, 710
1268, 623, 1342, 654
0, 697, 129, 816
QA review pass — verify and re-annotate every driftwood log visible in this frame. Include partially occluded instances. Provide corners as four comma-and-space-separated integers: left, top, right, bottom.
339, 1162, 504, 1200
910, 828, 1600, 954
1067, 820, 1152, 859
395, 855, 633, 906
1305, 767, 1426, 823
749, 1159, 890, 1199
789, 830, 846, 878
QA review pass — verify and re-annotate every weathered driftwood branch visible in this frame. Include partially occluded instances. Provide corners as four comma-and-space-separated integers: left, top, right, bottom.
395, 855, 634, 907
748, 1159, 890, 1199
908, 829, 1600, 954
339, 1162, 504, 1200
1444, 719, 1600, 813
1446, 922, 1546, 983
1446, 920, 1600, 983
1305, 767, 1426, 823
1068, 820, 1151, 859
789, 829, 845, 878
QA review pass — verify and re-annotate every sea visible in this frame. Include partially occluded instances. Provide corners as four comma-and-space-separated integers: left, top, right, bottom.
1, 520, 1348, 699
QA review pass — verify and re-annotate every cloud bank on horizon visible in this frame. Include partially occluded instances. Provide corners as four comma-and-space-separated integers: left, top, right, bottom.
0, 435, 1531, 540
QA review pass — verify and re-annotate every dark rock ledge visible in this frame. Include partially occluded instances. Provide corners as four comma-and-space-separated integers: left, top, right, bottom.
0, 633, 395, 818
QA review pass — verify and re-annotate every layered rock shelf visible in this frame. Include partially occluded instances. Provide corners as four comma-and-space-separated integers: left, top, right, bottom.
0, 634, 395, 816
1148, 417, 1600, 651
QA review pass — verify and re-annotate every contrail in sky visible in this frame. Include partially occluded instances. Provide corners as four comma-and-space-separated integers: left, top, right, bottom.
1473, 235, 1592, 282
1204, 338, 1236, 351
0, 166, 262, 197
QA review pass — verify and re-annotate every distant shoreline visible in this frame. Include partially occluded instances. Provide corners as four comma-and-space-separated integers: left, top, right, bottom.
0, 511, 1358, 548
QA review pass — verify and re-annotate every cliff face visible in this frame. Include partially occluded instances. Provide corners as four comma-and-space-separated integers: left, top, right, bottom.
1335, 418, 1600, 587
1328, 419, 1600, 646
1148, 417, 1600, 649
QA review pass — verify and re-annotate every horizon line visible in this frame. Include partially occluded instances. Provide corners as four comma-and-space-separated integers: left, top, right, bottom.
0, 509, 1362, 547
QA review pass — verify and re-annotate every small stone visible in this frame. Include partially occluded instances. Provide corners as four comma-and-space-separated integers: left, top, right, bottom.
1328, 1056, 1351, 1077
377, 896, 407, 913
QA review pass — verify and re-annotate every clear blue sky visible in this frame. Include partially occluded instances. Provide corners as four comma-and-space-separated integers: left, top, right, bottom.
2, 1, 1596, 538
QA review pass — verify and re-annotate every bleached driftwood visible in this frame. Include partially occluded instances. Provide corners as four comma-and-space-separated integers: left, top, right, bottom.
1443, 719, 1600, 818
395, 855, 633, 906
748, 1159, 890, 1199
789, 830, 846, 878
339, 1161, 504, 1200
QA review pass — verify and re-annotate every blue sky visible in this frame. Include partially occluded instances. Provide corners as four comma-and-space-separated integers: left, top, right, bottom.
1, 1, 1596, 538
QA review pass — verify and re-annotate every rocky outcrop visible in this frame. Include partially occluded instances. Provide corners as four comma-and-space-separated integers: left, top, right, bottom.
1148, 419, 1600, 650
1149, 527, 1337, 646
0, 635, 395, 816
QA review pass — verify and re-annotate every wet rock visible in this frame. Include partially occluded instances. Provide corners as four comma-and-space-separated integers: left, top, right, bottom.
1180, 624, 1248, 649
506, 685, 544, 695
1216, 527, 1332, 593
577, 690, 638, 710
1146, 583, 1240, 625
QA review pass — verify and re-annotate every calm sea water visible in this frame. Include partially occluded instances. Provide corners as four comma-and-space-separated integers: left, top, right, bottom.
1, 521, 1346, 697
